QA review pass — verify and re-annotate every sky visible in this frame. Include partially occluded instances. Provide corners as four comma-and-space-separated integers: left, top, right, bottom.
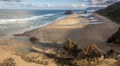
0, 0, 117, 9
0, 0, 90, 9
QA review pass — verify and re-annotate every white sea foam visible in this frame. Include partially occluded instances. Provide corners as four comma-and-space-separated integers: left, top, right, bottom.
13, 15, 66, 34
0, 13, 58, 24
1, 15, 66, 38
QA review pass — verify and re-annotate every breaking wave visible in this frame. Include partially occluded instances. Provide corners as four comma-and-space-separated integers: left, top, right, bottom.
0, 13, 58, 24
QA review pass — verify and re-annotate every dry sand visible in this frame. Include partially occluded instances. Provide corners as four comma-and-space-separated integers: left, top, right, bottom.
0, 13, 120, 66
0, 37, 57, 66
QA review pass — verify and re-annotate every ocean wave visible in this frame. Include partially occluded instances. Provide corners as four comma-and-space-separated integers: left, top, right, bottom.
8, 15, 66, 35
0, 13, 61, 24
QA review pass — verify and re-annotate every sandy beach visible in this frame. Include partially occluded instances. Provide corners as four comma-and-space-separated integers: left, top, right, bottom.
17, 14, 89, 43
0, 13, 120, 66
18, 13, 120, 52
0, 14, 88, 66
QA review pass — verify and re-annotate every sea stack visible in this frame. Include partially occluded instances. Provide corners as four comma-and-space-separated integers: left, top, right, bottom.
65, 10, 73, 14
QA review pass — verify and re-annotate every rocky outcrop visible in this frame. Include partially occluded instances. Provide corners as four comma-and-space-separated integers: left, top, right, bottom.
107, 27, 120, 44
58, 39, 80, 58
57, 39, 104, 66
77, 44, 103, 59
65, 10, 73, 15
105, 49, 119, 58
29, 37, 39, 42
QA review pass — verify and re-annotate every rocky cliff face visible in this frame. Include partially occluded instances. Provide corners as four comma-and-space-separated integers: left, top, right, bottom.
96, 1, 120, 22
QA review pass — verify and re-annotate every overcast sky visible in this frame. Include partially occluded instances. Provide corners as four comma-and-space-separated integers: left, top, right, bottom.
0, 0, 117, 9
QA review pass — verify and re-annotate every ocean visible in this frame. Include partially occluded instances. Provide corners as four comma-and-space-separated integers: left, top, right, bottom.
0, 9, 82, 37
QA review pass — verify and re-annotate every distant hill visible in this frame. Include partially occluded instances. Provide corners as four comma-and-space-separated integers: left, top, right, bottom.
96, 1, 120, 23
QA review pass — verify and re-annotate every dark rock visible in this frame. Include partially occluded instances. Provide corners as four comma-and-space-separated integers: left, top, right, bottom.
65, 10, 73, 15
105, 49, 118, 58
59, 38, 80, 58
57, 41, 104, 66
107, 27, 120, 44
29, 37, 39, 42
60, 41, 103, 59
63, 38, 80, 51
77, 44, 103, 59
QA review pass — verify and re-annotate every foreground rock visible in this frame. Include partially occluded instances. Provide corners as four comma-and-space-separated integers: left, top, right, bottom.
29, 37, 39, 43
107, 27, 120, 44
77, 44, 103, 59
57, 39, 104, 66
65, 10, 73, 14
105, 49, 119, 58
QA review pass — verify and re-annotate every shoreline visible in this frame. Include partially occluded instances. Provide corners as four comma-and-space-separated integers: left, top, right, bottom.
0, 15, 67, 38
16, 14, 90, 43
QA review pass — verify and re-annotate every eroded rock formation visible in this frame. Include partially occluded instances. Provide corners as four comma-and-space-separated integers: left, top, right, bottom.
57, 39, 104, 66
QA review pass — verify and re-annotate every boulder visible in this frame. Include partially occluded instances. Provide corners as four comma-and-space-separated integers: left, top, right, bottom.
65, 10, 73, 14
29, 37, 39, 42
107, 27, 120, 44
105, 49, 119, 58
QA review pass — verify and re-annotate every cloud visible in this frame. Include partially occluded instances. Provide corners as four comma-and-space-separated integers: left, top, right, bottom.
71, 4, 78, 8
47, 4, 52, 7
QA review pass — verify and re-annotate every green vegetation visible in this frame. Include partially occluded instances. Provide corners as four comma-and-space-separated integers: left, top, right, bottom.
96, 1, 120, 23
